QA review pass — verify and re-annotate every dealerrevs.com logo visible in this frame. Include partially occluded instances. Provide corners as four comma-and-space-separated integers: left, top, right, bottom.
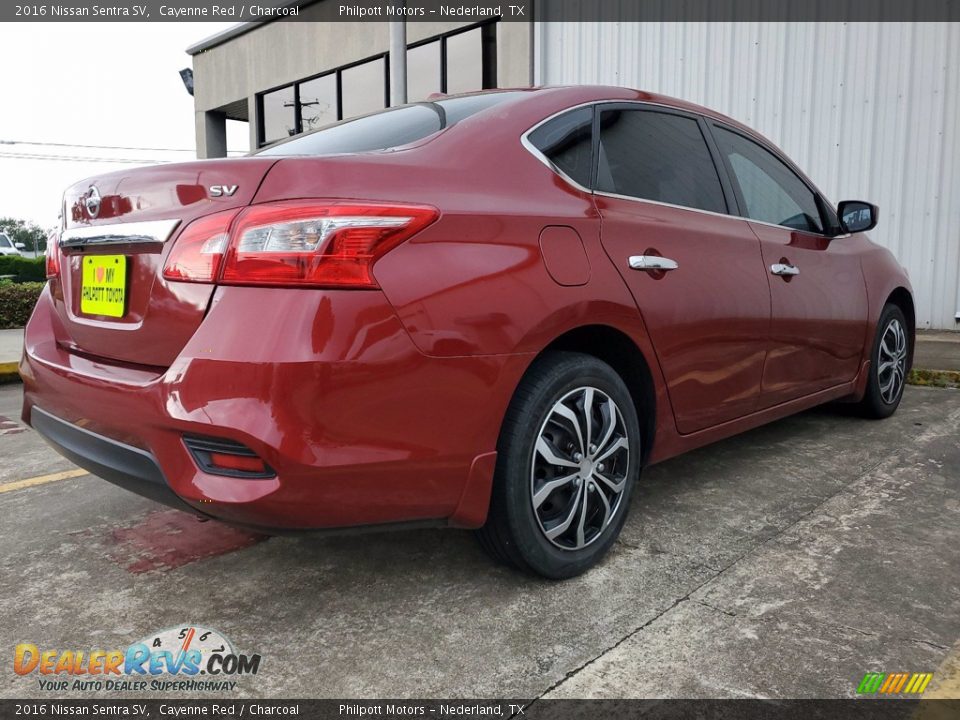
14, 625, 262, 693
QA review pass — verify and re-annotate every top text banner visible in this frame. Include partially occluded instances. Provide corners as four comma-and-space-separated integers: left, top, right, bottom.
3, 0, 958, 22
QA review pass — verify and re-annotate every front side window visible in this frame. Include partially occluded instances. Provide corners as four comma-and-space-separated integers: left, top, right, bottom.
0, 235, 11, 248
527, 107, 594, 188
596, 109, 727, 214
713, 126, 823, 233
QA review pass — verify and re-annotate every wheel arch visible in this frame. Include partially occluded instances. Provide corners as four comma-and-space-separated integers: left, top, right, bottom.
885, 286, 916, 370
539, 324, 657, 466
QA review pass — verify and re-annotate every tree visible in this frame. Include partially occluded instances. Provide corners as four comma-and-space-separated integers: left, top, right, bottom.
0, 217, 48, 253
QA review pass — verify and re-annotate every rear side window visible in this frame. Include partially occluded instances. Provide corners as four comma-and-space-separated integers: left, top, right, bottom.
527, 107, 594, 188
596, 109, 727, 214
713, 126, 824, 233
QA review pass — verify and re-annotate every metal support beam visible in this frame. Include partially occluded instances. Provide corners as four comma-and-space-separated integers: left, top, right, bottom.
389, 12, 407, 106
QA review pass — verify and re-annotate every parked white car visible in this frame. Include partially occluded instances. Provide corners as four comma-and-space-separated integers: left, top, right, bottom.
0, 233, 25, 256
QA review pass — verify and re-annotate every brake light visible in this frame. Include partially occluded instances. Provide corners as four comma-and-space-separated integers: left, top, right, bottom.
162, 208, 240, 283
220, 201, 438, 288
45, 233, 61, 278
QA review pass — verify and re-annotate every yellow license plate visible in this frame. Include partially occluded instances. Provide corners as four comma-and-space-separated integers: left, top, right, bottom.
81, 255, 127, 318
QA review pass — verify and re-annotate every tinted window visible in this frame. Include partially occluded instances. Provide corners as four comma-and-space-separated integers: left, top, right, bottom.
527, 107, 594, 188
0, 235, 11, 248
261, 85, 296, 144
258, 92, 525, 157
597, 109, 727, 214
713, 126, 823, 233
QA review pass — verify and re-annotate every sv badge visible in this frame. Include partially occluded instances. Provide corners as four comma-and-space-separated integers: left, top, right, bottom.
209, 185, 239, 197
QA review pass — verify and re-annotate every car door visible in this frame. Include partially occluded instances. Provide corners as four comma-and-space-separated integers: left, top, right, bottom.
710, 124, 869, 406
593, 105, 771, 435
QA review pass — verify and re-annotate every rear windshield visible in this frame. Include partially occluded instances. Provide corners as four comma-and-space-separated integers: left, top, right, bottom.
257, 92, 525, 157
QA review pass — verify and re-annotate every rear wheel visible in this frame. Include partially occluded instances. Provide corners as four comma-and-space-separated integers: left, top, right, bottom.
477, 352, 641, 579
857, 303, 910, 418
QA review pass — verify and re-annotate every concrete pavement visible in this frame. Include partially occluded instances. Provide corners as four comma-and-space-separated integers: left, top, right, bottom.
1, 383, 958, 699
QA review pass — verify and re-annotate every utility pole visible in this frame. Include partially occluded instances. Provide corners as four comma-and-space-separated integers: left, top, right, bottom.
389, 4, 407, 106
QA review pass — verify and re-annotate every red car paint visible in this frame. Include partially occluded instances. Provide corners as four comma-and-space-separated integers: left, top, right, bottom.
20, 86, 912, 532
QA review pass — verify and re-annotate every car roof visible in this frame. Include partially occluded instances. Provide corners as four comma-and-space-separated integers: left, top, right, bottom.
484, 85, 758, 135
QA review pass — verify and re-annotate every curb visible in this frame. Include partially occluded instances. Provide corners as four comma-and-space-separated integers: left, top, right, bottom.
0, 361, 20, 384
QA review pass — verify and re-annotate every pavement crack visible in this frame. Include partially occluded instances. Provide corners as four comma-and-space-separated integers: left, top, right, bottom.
696, 600, 737, 617
528, 593, 697, 704
535, 430, 947, 700
529, 554, 741, 704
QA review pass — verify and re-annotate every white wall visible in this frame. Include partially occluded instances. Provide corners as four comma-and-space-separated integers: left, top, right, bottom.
537, 22, 960, 330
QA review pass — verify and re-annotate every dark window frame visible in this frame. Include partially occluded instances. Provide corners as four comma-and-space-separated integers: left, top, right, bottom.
256, 20, 498, 148
407, 18, 498, 95
257, 52, 390, 147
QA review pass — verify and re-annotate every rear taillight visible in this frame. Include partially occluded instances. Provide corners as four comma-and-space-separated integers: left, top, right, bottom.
221, 201, 438, 288
162, 200, 438, 288
162, 209, 240, 283
45, 233, 61, 279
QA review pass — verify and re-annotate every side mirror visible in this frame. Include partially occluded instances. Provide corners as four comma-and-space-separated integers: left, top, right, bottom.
14, 242, 25, 250
837, 200, 878, 234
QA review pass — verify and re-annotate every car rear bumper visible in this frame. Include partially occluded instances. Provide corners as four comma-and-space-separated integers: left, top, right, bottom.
21, 284, 529, 531
29, 405, 192, 512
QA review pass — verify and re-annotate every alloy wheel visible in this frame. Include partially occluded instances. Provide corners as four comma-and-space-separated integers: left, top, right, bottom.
877, 318, 907, 404
530, 386, 630, 550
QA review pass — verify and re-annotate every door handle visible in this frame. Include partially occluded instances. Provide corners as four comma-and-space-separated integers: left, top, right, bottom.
771, 263, 799, 277
629, 256, 679, 272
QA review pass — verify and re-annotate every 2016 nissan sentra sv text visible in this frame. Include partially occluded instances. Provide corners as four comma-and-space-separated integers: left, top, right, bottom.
21, 87, 914, 578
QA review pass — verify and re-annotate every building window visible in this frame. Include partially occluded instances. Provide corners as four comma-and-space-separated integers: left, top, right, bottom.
260, 85, 296, 144
408, 21, 497, 100
407, 40, 441, 102
256, 20, 498, 148
445, 27, 484, 94
341, 57, 388, 118
297, 74, 338, 134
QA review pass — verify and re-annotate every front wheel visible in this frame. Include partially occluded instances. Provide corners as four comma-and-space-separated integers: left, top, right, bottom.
477, 352, 641, 579
857, 303, 910, 418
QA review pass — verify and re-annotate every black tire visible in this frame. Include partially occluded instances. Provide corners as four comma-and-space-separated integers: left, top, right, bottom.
857, 303, 910, 419
477, 351, 641, 579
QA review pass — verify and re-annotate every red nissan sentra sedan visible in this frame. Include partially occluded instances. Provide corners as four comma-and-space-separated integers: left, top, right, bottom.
21, 87, 913, 578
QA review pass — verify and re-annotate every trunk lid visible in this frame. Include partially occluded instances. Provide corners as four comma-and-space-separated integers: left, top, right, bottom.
54, 158, 278, 368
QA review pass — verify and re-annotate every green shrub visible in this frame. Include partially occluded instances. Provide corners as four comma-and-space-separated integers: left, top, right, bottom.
0, 281, 45, 329
0, 256, 46, 283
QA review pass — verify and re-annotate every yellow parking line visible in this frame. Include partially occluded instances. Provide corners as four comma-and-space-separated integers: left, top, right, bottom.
0, 361, 19, 375
0, 468, 89, 494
